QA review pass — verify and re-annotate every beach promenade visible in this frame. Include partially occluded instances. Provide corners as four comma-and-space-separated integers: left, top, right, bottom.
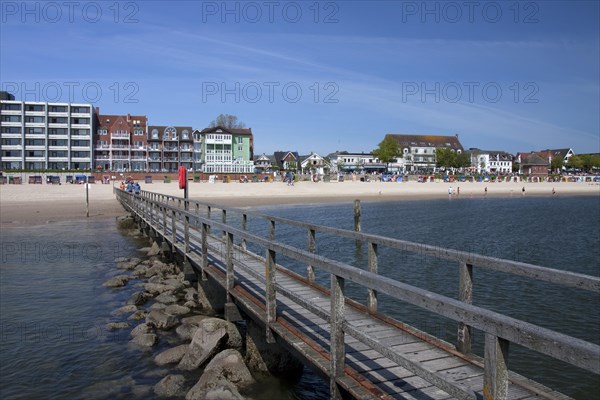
1, 179, 598, 225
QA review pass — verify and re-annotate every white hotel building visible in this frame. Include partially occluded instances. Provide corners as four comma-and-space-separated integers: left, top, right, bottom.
0, 99, 94, 171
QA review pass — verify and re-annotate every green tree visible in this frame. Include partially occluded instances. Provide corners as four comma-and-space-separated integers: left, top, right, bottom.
567, 155, 584, 170
550, 157, 564, 173
373, 136, 400, 172
209, 114, 246, 128
435, 148, 455, 168
455, 152, 471, 169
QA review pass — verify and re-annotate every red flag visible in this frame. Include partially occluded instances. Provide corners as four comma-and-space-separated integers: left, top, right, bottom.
178, 166, 187, 189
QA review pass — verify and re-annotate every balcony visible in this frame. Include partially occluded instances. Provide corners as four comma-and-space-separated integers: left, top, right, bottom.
24, 156, 46, 162
1, 145, 23, 150
2, 156, 23, 161
111, 132, 130, 139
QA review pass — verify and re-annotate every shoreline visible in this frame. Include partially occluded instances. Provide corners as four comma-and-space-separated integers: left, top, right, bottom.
1, 181, 598, 225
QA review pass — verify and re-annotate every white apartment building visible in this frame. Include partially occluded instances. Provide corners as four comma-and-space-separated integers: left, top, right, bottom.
1, 100, 94, 170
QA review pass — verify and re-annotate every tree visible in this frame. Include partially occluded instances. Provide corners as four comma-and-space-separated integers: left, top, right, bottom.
550, 157, 564, 173
209, 114, 246, 129
435, 148, 455, 169
436, 148, 470, 170
373, 136, 400, 172
455, 152, 471, 169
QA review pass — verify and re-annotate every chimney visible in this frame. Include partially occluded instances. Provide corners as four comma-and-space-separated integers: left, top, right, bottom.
127, 114, 131, 122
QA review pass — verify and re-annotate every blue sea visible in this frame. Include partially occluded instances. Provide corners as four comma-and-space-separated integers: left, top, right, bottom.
1, 195, 598, 399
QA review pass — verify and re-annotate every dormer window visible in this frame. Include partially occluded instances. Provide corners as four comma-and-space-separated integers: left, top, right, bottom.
182, 130, 189, 140
151, 129, 159, 139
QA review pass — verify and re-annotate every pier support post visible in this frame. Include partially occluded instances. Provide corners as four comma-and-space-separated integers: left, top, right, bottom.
367, 242, 378, 313
265, 248, 276, 344
484, 333, 509, 400
353, 199, 361, 232
457, 262, 473, 354
330, 274, 345, 399
307, 228, 316, 283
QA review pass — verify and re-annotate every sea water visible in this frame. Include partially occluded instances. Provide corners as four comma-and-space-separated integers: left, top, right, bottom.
1, 195, 598, 399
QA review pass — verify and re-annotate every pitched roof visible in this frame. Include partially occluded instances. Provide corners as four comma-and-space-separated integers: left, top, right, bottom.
522, 154, 548, 166
199, 126, 252, 135
273, 151, 299, 169
386, 134, 464, 150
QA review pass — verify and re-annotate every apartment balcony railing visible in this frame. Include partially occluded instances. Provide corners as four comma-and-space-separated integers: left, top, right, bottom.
111, 132, 130, 138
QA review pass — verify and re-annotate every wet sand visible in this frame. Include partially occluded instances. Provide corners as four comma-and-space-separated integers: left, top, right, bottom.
1, 180, 598, 226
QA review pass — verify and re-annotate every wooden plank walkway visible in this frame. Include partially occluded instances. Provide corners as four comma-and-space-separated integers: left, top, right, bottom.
116, 189, 600, 400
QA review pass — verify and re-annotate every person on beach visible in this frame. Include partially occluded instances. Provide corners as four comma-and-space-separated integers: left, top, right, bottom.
133, 182, 141, 195
522, 186, 526, 195
457, 187, 460, 196
552, 188, 556, 195
484, 187, 488, 196
448, 186, 453, 197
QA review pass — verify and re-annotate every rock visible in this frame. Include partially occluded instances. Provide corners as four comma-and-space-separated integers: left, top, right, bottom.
154, 374, 187, 398
155, 293, 178, 304
184, 301, 198, 309
130, 266, 148, 279
147, 242, 161, 256
150, 303, 167, 311
145, 261, 177, 278
105, 322, 130, 330
146, 310, 178, 330
176, 315, 212, 341
165, 304, 191, 316
138, 246, 151, 253
127, 291, 153, 306
114, 257, 129, 263
117, 215, 137, 230
111, 304, 138, 316
186, 375, 244, 400
178, 319, 228, 370
204, 349, 255, 390
128, 310, 148, 320
130, 333, 157, 347
205, 386, 246, 400
130, 323, 153, 338
185, 350, 254, 400
102, 275, 130, 288
144, 283, 176, 295
183, 288, 198, 302
154, 344, 189, 366
116, 258, 141, 270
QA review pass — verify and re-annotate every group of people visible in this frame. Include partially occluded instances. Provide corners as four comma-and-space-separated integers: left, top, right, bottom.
120, 180, 141, 195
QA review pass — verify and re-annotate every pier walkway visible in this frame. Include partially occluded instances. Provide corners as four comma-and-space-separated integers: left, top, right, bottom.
116, 189, 599, 400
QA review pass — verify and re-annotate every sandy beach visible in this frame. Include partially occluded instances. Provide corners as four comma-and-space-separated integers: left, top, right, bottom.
1, 179, 598, 226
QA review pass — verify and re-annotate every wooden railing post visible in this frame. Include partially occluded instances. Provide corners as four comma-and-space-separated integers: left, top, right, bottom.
353, 199, 361, 232
368, 242, 378, 313
269, 219, 275, 241
201, 222, 208, 281
265, 248, 276, 343
484, 333, 509, 400
222, 209, 227, 239
241, 213, 248, 251
226, 232, 234, 303
307, 228, 316, 283
162, 206, 167, 236
171, 209, 177, 250
457, 262, 473, 354
184, 200, 190, 253
207, 206, 211, 234
330, 274, 345, 399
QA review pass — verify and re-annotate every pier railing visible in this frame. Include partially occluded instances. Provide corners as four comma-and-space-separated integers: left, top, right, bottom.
116, 189, 600, 399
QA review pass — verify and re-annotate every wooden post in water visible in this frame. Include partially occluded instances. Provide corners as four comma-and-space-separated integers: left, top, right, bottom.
458, 262, 473, 354
353, 199, 361, 232
330, 274, 345, 399
86, 183, 89, 217
367, 242, 378, 313
484, 333, 509, 400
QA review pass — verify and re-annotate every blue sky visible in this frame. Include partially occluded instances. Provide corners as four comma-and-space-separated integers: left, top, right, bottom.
1, 0, 598, 155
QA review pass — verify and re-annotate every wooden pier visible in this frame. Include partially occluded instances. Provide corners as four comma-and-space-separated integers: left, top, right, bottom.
116, 189, 600, 400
